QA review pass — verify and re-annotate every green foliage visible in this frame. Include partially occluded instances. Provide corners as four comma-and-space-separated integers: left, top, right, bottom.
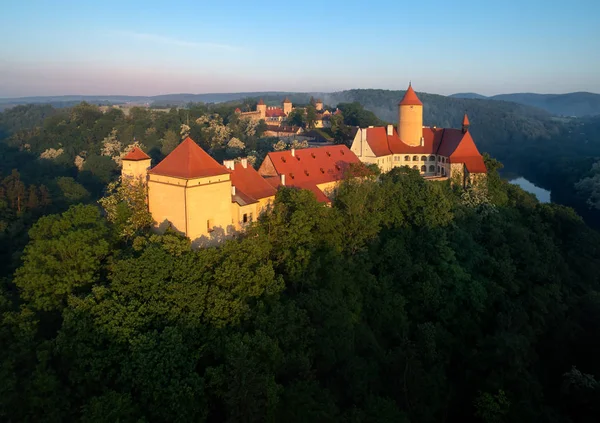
13, 204, 111, 311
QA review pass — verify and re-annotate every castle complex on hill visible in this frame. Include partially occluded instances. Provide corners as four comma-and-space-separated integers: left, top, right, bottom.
121, 139, 361, 245
235, 97, 336, 129
121, 84, 487, 245
350, 84, 486, 185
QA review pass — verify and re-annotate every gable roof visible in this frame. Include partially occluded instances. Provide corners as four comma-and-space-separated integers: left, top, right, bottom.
230, 162, 277, 205
122, 146, 150, 161
149, 137, 228, 179
399, 84, 423, 106
260, 145, 361, 186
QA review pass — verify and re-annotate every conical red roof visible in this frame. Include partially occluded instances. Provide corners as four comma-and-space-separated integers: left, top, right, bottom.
122, 146, 150, 161
462, 113, 470, 127
148, 137, 228, 179
399, 84, 423, 106
257, 99, 265, 105
283, 97, 291, 103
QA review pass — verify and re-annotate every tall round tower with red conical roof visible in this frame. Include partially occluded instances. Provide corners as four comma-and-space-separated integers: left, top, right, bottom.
398, 83, 423, 146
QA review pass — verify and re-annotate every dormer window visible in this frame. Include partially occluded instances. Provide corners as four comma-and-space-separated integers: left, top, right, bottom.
326, 151, 331, 157
304, 170, 309, 176
320, 168, 325, 174
311, 153, 316, 158
281, 157, 286, 163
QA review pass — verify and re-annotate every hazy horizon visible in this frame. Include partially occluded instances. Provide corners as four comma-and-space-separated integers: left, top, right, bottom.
2, 0, 599, 97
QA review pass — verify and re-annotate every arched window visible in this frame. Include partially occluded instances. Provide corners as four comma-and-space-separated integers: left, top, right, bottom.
429, 165, 435, 172
404, 155, 410, 161
421, 155, 427, 161
441, 157, 445, 163
429, 155, 435, 161
413, 155, 418, 161
412, 165, 418, 170
437, 166, 440, 173
441, 168, 446, 176
421, 165, 426, 172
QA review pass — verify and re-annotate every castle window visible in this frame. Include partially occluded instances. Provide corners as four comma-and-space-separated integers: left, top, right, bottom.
437, 166, 440, 173
412, 165, 418, 170
405, 155, 410, 161
429, 155, 435, 161
421, 165, 426, 173
421, 155, 427, 161
243, 213, 248, 223
429, 165, 435, 172
413, 156, 418, 161
207, 219, 214, 233
442, 168, 446, 176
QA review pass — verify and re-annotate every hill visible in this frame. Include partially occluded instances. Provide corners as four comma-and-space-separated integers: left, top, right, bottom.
490, 92, 600, 117
449, 92, 488, 100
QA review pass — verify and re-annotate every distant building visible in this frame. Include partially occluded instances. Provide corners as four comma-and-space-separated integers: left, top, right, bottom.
350, 83, 486, 185
121, 138, 362, 245
236, 97, 294, 124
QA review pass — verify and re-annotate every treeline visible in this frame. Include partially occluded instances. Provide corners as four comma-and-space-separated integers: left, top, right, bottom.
1, 162, 600, 422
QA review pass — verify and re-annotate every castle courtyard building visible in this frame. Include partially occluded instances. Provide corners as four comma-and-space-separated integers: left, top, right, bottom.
350, 84, 486, 185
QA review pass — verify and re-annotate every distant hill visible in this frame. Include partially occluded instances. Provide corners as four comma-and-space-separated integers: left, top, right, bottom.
489, 92, 600, 117
449, 93, 488, 100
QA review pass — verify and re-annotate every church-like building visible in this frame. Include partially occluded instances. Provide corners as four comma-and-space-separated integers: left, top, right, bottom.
235, 97, 294, 124
121, 138, 361, 245
350, 84, 486, 185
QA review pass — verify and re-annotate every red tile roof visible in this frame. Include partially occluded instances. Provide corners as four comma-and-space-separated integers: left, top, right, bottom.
266, 108, 286, 117
462, 113, 470, 127
399, 84, 423, 106
230, 162, 277, 205
283, 97, 291, 103
258, 145, 362, 202
257, 99, 265, 105
364, 126, 486, 173
262, 145, 361, 185
149, 137, 228, 179
446, 131, 486, 173
122, 146, 150, 161
235, 108, 241, 113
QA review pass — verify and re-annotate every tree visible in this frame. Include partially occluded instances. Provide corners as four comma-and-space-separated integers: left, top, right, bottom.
286, 109, 305, 127
305, 106, 317, 129
13, 204, 111, 311
98, 176, 154, 239
161, 129, 180, 156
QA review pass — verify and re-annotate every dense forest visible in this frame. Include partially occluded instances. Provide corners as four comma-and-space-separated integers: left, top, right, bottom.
1, 100, 600, 422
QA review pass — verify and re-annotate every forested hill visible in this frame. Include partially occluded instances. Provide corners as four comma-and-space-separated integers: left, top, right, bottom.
450, 91, 600, 117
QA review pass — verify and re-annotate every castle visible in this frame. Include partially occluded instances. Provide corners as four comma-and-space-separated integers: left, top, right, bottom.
235, 97, 337, 129
121, 138, 361, 245
350, 84, 486, 185
121, 84, 487, 245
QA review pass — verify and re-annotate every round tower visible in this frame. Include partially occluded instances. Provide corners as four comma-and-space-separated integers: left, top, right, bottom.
121, 146, 151, 182
257, 99, 267, 119
398, 83, 423, 146
282, 97, 292, 115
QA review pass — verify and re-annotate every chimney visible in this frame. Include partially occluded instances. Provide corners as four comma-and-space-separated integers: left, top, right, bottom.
231, 185, 236, 196
387, 124, 393, 136
241, 158, 248, 168
280, 174, 286, 186
223, 160, 235, 170
291, 148, 295, 157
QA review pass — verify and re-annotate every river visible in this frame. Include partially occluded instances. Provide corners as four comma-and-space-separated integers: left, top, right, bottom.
509, 177, 551, 203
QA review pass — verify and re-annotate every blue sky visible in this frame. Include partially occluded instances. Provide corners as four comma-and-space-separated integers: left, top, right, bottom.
1, 0, 599, 97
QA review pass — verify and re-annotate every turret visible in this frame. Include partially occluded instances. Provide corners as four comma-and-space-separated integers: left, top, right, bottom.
257, 99, 266, 119
462, 113, 470, 133
283, 97, 292, 115
398, 83, 423, 147
121, 146, 151, 182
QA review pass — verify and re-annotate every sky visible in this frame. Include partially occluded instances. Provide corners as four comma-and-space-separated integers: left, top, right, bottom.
1, 0, 599, 97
